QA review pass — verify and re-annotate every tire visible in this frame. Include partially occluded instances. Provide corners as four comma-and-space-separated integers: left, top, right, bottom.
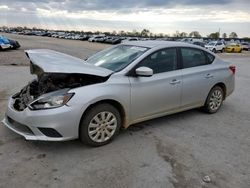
212, 48, 216, 53
203, 86, 224, 114
232, 48, 235, 53
221, 48, 225, 53
239, 49, 242, 53
80, 103, 121, 147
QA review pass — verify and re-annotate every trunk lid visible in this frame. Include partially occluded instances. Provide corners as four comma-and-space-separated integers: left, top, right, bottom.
25, 49, 113, 77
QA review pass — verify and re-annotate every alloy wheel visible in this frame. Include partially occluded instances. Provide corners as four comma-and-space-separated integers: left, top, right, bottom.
88, 111, 117, 143
209, 89, 223, 111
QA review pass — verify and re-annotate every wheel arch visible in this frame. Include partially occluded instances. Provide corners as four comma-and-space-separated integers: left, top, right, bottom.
211, 82, 227, 100
79, 99, 127, 136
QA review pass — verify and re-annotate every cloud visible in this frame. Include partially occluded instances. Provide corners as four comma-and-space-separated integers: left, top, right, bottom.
0, 0, 241, 12
0, 0, 250, 37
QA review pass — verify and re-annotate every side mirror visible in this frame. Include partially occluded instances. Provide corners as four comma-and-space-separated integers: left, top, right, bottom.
135, 67, 153, 77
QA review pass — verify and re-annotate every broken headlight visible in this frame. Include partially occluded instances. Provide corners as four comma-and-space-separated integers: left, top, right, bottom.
28, 89, 74, 110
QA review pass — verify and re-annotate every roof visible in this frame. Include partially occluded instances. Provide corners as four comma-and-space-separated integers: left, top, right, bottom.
122, 40, 200, 49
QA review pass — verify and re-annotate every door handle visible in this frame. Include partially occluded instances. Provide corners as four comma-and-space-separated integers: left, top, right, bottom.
170, 79, 181, 85
205, 74, 214, 79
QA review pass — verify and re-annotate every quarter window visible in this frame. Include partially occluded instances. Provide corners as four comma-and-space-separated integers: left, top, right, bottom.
138, 48, 177, 74
206, 52, 215, 64
181, 48, 207, 68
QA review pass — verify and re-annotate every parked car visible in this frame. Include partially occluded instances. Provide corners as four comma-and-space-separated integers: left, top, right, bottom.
121, 37, 139, 43
0, 35, 11, 50
241, 42, 250, 51
191, 41, 205, 47
225, 43, 242, 53
8, 39, 21, 49
205, 41, 225, 53
2, 41, 235, 146
88, 36, 105, 42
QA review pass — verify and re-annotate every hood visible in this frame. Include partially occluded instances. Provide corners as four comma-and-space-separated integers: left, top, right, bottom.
25, 49, 113, 77
0, 36, 10, 44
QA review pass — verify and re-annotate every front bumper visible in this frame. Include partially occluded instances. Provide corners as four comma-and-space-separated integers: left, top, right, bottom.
205, 47, 213, 51
2, 96, 82, 141
0, 44, 11, 49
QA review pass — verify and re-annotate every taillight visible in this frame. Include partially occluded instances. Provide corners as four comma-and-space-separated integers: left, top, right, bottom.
229, 66, 236, 75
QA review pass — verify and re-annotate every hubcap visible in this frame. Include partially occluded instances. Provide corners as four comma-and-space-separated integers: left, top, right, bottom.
88, 111, 117, 143
209, 89, 223, 111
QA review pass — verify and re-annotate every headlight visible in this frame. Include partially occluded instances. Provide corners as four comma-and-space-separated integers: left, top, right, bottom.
28, 89, 74, 110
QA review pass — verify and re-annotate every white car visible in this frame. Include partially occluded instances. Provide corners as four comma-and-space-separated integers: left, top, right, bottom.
88, 36, 105, 42
241, 42, 250, 51
205, 41, 225, 53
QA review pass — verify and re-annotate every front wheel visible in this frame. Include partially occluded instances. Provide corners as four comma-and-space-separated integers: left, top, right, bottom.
203, 86, 224, 114
212, 48, 216, 53
80, 103, 121, 146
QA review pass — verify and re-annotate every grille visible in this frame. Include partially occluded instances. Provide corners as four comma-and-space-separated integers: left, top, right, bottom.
7, 116, 34, 135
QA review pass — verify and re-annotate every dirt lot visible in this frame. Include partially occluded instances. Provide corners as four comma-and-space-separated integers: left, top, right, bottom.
0, 33, 250, 188
0, 33, 110, 66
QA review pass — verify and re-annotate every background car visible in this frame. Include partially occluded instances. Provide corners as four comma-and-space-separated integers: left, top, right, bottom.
205, 41, 225, 53
191, 41, 205, 47
225, 43, 242, 53
241, 42, 250, 51
8, 39, 21, 49
0, 35, 11, 50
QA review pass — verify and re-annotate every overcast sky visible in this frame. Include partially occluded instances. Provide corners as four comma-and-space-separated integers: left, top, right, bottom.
0, 0, 250, 37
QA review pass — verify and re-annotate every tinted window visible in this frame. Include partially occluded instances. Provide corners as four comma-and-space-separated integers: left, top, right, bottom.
181, 48, 207, 68
139, 48, 177, 74
206, 52, 215, 64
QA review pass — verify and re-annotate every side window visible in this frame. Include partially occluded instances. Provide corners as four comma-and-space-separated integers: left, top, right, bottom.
139, 48, 177, 74
181, 48, 207, 68
206, 52, 215, 64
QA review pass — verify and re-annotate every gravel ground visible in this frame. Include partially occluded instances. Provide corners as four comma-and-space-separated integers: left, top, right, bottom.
0, 34, 250, 188
0, 33, 110, 65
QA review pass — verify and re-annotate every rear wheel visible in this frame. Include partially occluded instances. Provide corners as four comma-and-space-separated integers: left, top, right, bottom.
80, 103, 121, 146
203, 86, 224, 114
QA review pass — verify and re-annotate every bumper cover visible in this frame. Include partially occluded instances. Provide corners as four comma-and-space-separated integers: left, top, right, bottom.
0, 44, 11, 49
2, 97, 82, 141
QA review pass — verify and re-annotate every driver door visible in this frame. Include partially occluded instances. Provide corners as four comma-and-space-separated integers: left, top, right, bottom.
128, 48, 182, 122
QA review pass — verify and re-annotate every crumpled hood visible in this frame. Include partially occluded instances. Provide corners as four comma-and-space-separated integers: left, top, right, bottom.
25, 49, 113, 77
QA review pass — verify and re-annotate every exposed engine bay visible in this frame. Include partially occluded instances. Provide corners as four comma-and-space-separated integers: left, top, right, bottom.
12, 73, 109, 111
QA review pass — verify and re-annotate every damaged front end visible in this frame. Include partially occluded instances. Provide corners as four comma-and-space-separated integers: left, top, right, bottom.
12, 49, 113, 111
12, 72, 109, 111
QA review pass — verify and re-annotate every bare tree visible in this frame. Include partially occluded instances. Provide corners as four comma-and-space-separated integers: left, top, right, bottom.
208, 32, 220, 39
222, 33, 227, 38
189, 31, 202, 38
229, 32, 238, 38
141, 29, 150, 37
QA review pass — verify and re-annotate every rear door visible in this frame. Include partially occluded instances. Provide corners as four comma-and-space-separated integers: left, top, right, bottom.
180, 47, 216, 108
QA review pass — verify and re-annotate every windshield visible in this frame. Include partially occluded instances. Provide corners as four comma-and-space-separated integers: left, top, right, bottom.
208, 42, 216, 46
86, 45, 149, 72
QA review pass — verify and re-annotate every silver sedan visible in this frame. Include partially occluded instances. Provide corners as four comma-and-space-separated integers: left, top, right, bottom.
2, 41, 235, 146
